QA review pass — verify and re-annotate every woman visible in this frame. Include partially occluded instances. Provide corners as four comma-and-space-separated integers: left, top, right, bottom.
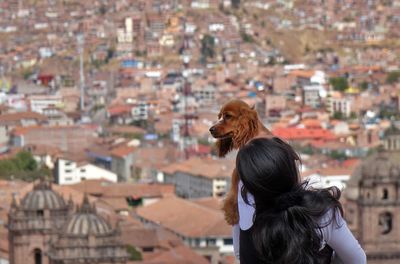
232, 137, 366, 264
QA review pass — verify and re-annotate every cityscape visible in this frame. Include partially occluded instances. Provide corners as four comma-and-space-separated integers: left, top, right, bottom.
0, 0, 400, 263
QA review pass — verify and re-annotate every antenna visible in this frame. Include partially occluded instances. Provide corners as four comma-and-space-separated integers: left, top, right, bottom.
77, 33, 85, 112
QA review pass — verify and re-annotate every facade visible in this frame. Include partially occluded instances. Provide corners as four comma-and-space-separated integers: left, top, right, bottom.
345, 128, 400, 264
28, 95, 63, 114
47, 196, 128, 264
328, 94, 352, 118
8, 181, 73, 264
303, 85, 322, 108
110, 146, 136, 182
161, 157, 232, 199
55, 158, 118, 185
7, 180, 128, 264
11, 126, 97, 153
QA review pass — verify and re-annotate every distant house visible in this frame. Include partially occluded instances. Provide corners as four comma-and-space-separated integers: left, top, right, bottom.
273, 127, 337, 142
55, 157, 117, 185
160, 157, 233, 199
0, 112, 48, 148
11, 125, 98, 153
304, 167, 354, 190
110, 145, 136, 182
328, 92, 352, 118
28, 94, 63, 114
136, 196, 233, 262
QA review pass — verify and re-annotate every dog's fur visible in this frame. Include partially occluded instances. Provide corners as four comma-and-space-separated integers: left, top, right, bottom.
209, 100, 272, 225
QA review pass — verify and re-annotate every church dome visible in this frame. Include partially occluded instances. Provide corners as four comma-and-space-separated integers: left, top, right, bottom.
21, 180, 66, 210
64, 196, 112, 236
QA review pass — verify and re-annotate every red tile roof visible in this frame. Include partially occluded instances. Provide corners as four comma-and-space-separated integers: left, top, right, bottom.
136, 196, 231, 238
110, 145, 135, 158
273, 127, 337, 141
107, 105, 132, 116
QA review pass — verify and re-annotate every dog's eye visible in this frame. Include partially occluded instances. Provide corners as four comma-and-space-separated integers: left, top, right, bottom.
224, 114, 232, 119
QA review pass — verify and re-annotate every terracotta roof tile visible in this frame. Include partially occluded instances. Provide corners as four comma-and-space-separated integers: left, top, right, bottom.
160, 157, 234, 179
136, 196, 231, 238
110, 145, 135, 158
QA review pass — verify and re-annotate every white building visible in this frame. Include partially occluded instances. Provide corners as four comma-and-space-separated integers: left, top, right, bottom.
160, 157, 233, 199
117, 17, 133, 43
328, 92, 352, 118
29, 95, 63, 114
305, 168, 352, 190
55, 158, 118, 185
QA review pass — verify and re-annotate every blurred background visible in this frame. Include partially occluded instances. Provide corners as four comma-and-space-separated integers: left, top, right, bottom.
0, 0, 399, 263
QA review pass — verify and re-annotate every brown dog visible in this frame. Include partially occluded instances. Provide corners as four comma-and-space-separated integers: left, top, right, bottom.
209, 99, 272, 225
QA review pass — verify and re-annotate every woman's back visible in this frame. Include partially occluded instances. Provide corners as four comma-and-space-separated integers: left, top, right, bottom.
234, 138, 366, 264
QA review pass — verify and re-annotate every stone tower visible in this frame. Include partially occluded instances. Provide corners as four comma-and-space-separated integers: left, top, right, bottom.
8, 181, 72, 264
345, 126, 400, 264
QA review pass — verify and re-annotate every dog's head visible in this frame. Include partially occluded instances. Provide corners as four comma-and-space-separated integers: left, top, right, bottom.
209, 100, 259, 157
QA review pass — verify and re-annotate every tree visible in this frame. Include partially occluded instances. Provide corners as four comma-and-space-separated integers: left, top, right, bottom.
386, 71, 400, 85
0, 151, 42, 180
231, 0, 240, 9
14, 151, 37, 171
329, 77, 349, 91
200, 34, 216, 64
126, 245, 142, 261
333, 111, 345, 120
241, 32, 254, 43
359, 81, 369, 90
329, 150, 347, 160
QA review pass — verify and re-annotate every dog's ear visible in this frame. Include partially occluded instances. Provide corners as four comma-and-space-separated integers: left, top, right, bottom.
216, 137, 233, 157
233, 107, 259, 148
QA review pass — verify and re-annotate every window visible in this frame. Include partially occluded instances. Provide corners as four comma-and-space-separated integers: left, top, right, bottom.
379, 212, 393, 235
34, 248, 42, 264
37, 210, 44, 217
223, 238, 233, 245
80, 168, 86, 172
65, 169, 72, 173
142, 247, 153, 252
207, 238, 216, 246
382, 188, 389, 200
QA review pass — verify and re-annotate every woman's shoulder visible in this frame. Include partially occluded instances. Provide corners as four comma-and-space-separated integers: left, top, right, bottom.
318, 208, 345, 243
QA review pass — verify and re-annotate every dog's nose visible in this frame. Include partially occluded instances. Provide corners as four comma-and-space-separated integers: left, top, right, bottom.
209, 126, 216, 133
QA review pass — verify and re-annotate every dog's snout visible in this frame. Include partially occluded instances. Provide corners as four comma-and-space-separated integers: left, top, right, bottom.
209, 126, 216, 133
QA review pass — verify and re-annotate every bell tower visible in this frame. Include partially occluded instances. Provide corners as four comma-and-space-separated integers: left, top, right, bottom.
345, 125, 400, 264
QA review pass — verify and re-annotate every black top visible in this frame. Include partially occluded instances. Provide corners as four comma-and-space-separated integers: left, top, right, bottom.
239, 227, 333, 264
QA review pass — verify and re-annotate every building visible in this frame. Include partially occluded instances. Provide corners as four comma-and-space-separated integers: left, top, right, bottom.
160, 157, 233, 199
54, 157, 118, 185
303, 85, 323, 108
328, 92, 352, 118
47, 196, 128, 264
11, 125, 97, 153
136, 196, 232, 264
8, 181, 72, 264
344, 128, 400, 263
305, 167, 353, 190
110, 145, 136, 182
383, 125, 400, 151
28, 95, 63, 114
7, 180, 128, 264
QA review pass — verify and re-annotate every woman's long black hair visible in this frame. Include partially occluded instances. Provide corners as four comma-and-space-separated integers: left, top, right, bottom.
236, 137, 343, 264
